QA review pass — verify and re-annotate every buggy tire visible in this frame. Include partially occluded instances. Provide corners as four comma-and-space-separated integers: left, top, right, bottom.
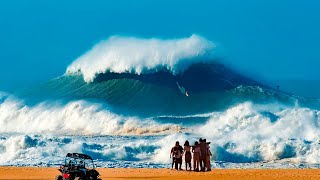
55, 175, 63, 180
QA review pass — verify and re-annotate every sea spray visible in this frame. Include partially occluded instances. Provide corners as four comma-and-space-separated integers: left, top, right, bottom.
66, 34, 216, 82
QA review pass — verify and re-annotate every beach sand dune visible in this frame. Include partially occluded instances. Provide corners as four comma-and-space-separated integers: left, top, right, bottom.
0, 167, 320, 180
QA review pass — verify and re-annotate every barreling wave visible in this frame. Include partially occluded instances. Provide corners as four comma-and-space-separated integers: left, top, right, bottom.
54, 34, 317, 116
66, 34, 216, 83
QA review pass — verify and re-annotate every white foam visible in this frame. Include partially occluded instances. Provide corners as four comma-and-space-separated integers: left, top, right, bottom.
2, 93, 320, 165
196, 102, 320, 163
0, 96, 183, 136
66, 34, 216, 82
0, 134, 168, 166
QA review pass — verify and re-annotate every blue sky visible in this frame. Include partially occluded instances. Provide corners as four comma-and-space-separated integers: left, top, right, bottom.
0, 0, 319, 96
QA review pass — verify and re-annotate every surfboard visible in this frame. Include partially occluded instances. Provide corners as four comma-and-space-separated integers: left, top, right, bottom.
176, 82, 189, 96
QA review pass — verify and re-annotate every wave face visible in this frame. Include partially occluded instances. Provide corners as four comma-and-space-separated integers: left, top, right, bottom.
19, 61, 310, 117
1, 35, 320, 167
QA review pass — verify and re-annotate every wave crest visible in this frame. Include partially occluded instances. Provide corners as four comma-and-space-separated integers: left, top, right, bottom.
66, 34, 216, 82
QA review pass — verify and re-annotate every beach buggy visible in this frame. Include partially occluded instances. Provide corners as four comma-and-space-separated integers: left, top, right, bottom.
55, 153, 101, 180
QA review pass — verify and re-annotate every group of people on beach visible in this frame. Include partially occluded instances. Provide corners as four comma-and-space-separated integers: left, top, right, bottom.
170, 138, 211, 172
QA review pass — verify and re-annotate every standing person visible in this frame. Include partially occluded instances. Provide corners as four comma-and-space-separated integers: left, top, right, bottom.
205, 140, 212, 171
173, 141, 183, 170
184, 140, 192, 171
170, 146, 175, 169
199, 138, 207, 171
192, 141, 201, 172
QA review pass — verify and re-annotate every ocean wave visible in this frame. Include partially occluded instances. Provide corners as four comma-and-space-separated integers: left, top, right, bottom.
195, 102, 320, 163
2, 133, 320, 167
151, 102, 320, 165
2, 90, 320, 166
66, 34, 216, 83
0, 134, 163, 166
1, 99, 320, 166
0, 96, 184, 135
23, 62, 301, 116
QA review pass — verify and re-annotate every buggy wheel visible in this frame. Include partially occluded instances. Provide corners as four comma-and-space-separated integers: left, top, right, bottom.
55, 175, 63, 180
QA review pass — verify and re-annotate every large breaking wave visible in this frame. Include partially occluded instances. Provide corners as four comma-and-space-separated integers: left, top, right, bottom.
1, 35, 320, 167
66, 34, 216, 83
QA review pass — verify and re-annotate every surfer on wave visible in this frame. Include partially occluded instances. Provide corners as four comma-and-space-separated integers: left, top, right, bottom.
176, 82, 189, 97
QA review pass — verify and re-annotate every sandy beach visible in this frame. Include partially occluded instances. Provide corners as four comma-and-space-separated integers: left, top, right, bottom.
0, 167, 320, 180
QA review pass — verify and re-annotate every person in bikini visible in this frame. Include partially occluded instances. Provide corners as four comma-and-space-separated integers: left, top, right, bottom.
184, 140, 192, 171
170, 146, 175, 169
192, 141, 201, 172
205, 139, 212, 171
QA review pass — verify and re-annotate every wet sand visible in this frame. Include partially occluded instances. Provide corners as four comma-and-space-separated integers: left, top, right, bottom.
0, 167, 320, 179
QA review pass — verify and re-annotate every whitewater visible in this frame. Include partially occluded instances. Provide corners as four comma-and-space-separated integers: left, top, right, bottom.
66, 34, 216, 82
1, 35, 320, 168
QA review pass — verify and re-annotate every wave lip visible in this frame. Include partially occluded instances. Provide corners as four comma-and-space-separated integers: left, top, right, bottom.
66, 34, 216, 83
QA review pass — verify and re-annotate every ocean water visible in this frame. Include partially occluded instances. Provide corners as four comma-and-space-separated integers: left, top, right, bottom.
1, 35, 320, 168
